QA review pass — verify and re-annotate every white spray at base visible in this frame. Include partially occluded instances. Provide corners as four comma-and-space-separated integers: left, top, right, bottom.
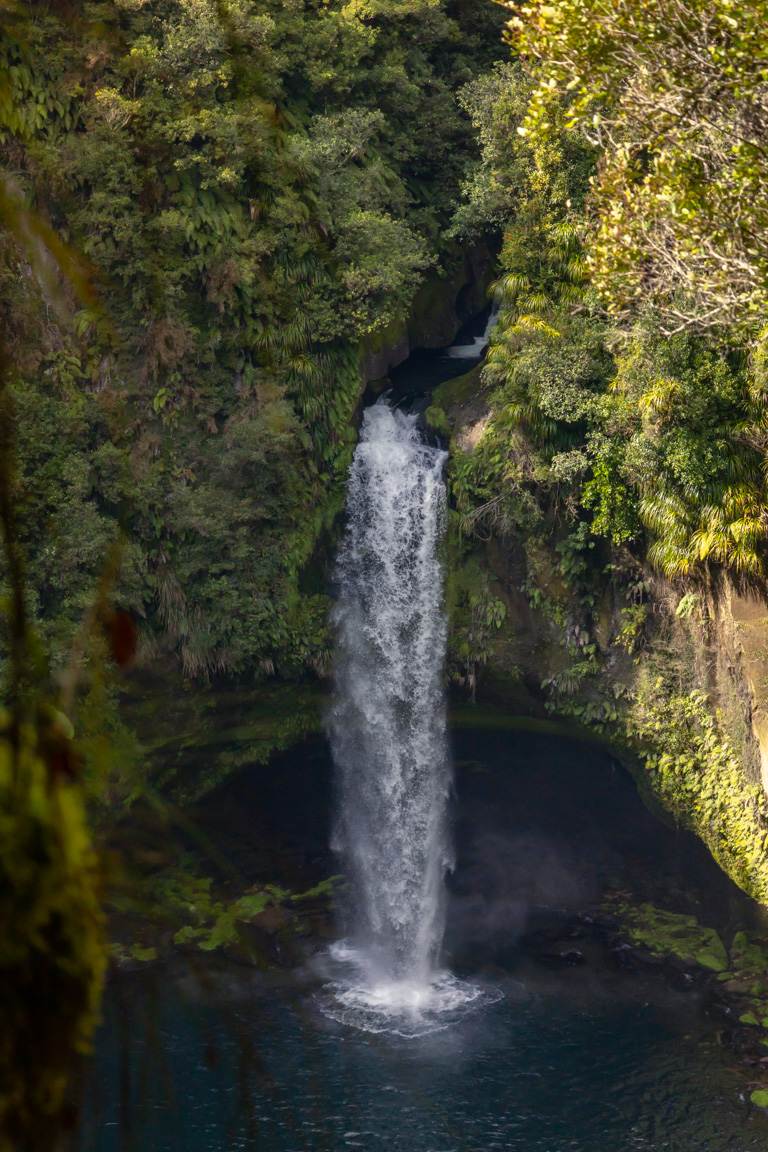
320, 400, 501, 1037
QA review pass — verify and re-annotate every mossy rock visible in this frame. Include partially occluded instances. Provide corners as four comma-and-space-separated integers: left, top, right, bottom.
111, 941, 157, 966
118, 859, 342, 964
610, 901, 728, 972
731, 931, 768, 980
129, 944, 158, 963
697, 948, 730, 972
430, 361, 483, 421
424, 403, 451, 439
289, 875, 343, 903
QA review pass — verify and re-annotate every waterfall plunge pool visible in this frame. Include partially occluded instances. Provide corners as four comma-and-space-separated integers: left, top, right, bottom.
80, 317, 768, 1148
79, 724, 768, 1151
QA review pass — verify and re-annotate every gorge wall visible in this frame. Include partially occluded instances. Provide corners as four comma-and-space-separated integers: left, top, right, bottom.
431, 374, 768, 906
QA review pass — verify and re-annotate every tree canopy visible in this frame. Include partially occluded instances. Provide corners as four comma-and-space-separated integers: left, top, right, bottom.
510, 0, 768, 336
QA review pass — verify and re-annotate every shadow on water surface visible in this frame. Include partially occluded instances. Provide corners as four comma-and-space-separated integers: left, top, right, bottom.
78, 724, 768, 1152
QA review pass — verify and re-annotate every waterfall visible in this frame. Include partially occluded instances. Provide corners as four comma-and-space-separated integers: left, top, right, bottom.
445, 299, 500, 360
331, 400, 450, 984
321, 399, 499, 1036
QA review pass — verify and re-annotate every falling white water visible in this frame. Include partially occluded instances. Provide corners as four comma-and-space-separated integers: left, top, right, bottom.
445, 299, 499, 359
332, 400, 450, 979
321, 399, 500, 1036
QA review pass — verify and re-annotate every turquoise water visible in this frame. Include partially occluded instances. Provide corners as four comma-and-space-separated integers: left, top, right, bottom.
79, 728, 768, 1151
84, 973, 760, 1151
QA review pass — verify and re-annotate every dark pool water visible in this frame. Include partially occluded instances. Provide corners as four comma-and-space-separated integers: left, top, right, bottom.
79, 725, 768, 1151
84, 972, 757, 1152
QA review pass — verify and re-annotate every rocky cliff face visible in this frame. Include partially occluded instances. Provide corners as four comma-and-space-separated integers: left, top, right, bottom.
433, 368, 768, 906
359, 245, 495, 383
718, 587, 768, 793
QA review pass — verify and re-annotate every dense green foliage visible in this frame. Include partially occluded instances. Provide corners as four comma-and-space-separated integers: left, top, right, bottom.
0, 8, 509, 1140
628, 678, 768, 904
0, 0, 503, 682
450, 4, 768, 588
0, 709, 106, 1152
7, 0, 768, 1141
438, 0, 768, 899
512, 0, 768, 335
